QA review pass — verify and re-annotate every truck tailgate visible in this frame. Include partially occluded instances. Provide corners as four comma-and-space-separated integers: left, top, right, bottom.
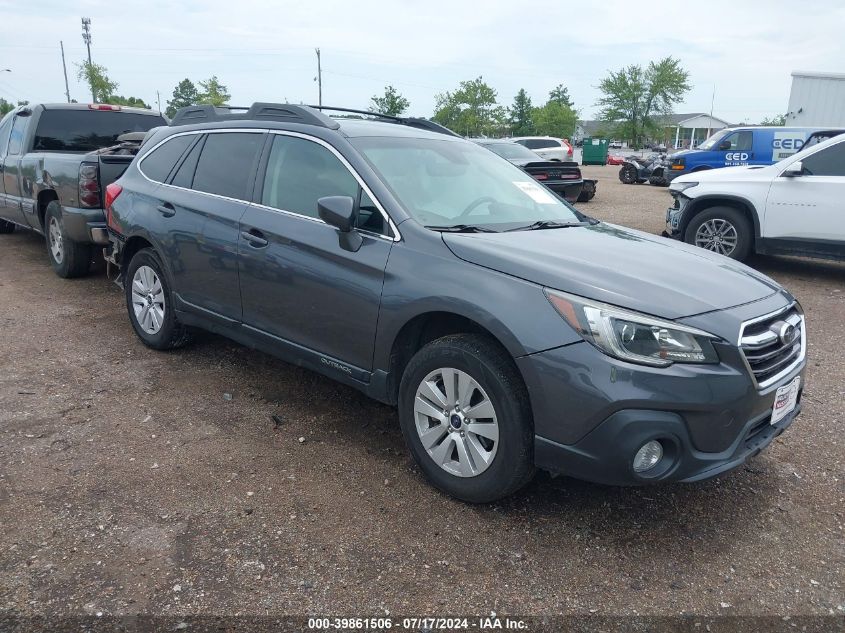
98, 155, 134, 187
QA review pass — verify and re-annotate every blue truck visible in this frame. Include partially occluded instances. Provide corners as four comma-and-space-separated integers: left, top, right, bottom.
665, 126, 832, 182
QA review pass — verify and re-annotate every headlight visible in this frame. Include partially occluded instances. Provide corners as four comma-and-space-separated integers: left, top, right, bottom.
671, 181, 698, 193
545, 289, 719, 367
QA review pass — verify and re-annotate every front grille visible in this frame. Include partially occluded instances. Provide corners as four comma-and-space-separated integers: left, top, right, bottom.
739, 305, 804, 388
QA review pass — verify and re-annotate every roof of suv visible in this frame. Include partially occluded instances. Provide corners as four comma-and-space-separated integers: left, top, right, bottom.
168, 102, 461, 141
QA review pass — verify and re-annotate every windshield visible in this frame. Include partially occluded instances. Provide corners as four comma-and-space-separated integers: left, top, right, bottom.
351, 136, 582, 230
697, 130, 729, 151
481, 142, 542, 162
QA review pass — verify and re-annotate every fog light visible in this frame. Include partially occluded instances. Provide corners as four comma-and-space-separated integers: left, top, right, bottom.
633, 440, 663, 473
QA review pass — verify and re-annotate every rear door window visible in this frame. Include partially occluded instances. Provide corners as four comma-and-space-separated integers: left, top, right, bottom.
192, 132, 264, 200
524, 139, 559, 150
800, 141, 845, 176
170, 136, 204, 188
0, 116, 12, 156
139, 135, 194, 183
7, 115, 27, 155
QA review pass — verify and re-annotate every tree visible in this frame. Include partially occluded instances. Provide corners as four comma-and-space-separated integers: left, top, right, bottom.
532, 101, 578, 139
370, 85, 409, 116
76, 61, 119, 103
759, 114, 786, 126
166, 79, 201, 117
106, 95, 151, 109
198, 76, 230, 107
596, 56, 691, 147
433, 76, 502, 137
0, 98, 16, 116
509, 89, 535, 136
548, 84, 574, 108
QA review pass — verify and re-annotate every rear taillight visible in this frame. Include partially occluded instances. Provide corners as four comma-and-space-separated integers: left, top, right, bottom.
534, 173, 548, 180
104, 183, 123, 228
88, 104, 122, 111
78, 162, 101, 208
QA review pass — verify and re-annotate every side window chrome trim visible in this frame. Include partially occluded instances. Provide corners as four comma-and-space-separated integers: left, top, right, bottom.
136, 128, 402, 242
266, 129, 401, 242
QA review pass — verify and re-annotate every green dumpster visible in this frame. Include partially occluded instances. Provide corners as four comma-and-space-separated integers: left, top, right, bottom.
581, 137, 609, 166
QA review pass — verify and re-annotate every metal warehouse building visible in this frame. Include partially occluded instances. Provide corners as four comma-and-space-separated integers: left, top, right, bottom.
786, 71, 845, 126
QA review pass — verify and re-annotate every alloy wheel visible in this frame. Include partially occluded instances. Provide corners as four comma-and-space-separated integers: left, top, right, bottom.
48, 216, 64, 264
413, 367, 499, 478
131, 265, 166, 335
694, 218, 738, 256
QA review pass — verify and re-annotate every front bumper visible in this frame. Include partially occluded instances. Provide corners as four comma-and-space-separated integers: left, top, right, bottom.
545, 180, 584, 203
664, 167, 687, 183
534, 401, 800, 486
517, 304, 806, 485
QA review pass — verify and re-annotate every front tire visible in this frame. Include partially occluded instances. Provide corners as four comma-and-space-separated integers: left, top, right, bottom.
684, 206, 752, 261
619, 164, 638, 184
124, 248, 191, 350
0, 219, 14, 234
45, 202, 92, 278
398, 334, 534, 503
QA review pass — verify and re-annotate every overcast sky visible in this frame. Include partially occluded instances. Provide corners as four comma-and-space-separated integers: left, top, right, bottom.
1, 0, 843, 124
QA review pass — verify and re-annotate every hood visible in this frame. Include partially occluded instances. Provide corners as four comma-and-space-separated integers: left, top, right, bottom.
672, 163, 775, 186
442, 223, 781, 319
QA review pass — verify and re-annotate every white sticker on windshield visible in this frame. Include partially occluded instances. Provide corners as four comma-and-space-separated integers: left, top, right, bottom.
513, 180, 558, 204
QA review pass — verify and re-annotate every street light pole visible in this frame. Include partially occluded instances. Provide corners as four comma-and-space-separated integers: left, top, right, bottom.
81, 17, 95, 102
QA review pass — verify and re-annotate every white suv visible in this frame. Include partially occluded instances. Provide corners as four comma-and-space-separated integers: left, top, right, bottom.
665, 133, 845, 262
511, 136, 574, 161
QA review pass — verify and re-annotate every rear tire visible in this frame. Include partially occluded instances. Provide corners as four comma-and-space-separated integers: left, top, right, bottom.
45, 202, 92, 278
124, 247, 191, 350
619, 164, 638, 184
684, 206, 752, 261
398, 334, 534, 503
0, 219, 14, 234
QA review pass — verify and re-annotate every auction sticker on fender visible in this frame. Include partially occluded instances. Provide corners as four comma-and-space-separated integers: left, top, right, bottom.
771, 376, 800, 425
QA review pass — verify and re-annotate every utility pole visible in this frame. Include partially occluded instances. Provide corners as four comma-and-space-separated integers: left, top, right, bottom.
156, 90, 161, 112
60, 41, 71, 103
315, 48, 322, 107
81, 17, 94, 102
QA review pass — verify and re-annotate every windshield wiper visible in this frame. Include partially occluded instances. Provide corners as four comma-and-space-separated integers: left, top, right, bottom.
425, 224, 498, 233
505, 220, 588, 232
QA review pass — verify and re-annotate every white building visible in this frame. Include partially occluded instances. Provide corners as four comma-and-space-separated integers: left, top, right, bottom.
786, 71, 845, 127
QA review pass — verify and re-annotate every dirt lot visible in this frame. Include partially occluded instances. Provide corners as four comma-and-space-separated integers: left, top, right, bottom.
1, 165, 844, 623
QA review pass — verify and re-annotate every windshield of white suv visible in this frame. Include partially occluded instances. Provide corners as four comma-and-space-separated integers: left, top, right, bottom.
697, 130, 729, 151
351, 136, 582, 230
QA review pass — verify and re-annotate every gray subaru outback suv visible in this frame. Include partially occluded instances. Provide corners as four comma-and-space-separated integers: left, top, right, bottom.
104, 103, 806, 502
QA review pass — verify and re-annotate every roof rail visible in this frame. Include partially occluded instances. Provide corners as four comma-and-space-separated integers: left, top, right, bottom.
306, 105, 461, 138
169, 102, 340, 129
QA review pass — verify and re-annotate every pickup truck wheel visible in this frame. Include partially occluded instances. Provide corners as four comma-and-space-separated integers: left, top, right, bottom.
398, 334, 534, 503
125, 248, 191, 350
45, 202, 92, 278
0, 219, 14, 234
684, 207, 752, 261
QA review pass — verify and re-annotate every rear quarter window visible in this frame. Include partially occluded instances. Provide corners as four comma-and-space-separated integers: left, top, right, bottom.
139, 135, 194, 183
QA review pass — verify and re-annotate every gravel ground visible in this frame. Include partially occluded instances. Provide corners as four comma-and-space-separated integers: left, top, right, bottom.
1, 165, 843, 624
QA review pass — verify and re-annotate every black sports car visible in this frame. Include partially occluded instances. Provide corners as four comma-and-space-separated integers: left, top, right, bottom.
475, 139, 593, 203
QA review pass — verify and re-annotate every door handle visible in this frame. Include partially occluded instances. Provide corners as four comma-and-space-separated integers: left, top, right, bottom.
157, 203, 176, 218
240, 229, 268, 248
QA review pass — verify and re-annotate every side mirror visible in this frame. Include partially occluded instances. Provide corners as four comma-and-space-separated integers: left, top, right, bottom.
782, 161, 804, 177
718, 141, 732, 151
317, 196, 356, 232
